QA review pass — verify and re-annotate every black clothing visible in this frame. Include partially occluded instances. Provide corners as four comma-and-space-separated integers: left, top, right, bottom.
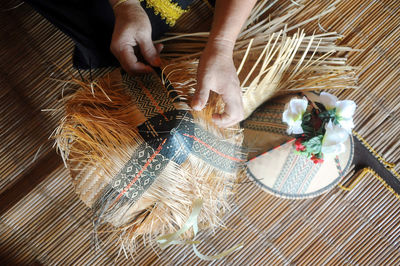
24, 0, 193, 69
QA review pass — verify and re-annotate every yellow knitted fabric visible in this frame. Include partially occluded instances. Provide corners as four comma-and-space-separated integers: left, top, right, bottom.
141, 0, 187, 26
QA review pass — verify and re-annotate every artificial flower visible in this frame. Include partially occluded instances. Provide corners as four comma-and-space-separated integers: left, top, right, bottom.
319, 92, 356, 133
282, 97, 308, 134
311, 154, 324, 164
321, 121, 349, 154
295, 138, 306, 151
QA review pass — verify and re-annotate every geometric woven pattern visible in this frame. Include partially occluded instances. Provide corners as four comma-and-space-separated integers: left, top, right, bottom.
109, 108, 244, 204
123, 73, 175, 119
272, 144, 321, 194
241, 97, 288, 135
110, 141, 170, 202
104, 74, 244, 206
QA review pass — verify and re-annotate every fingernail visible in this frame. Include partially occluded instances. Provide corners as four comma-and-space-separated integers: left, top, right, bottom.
192, 101, 202, 111
212, 114, 221, 121
192, 105, 201, 111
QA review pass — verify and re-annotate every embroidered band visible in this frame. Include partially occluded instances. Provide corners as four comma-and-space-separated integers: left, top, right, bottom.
95, 73, 244, 208
140, 0, 187, 26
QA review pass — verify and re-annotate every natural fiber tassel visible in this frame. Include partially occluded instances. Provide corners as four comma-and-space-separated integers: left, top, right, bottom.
53, 69, 244, 254
53, 70, 146, 206
52, 0, 359, 258
159, 0, 357, 119
161, 29, 357, 120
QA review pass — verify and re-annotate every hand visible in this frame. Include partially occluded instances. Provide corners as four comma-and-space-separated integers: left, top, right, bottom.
110, 0, 162, 74
192, 41, 244, 128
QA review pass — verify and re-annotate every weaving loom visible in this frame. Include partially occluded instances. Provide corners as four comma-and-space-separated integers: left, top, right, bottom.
1, 0, 400, 264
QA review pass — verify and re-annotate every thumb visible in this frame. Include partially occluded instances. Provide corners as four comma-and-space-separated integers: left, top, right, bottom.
155, 43, 164, 54
192, 80, 211, 111
137, 36, 161, 67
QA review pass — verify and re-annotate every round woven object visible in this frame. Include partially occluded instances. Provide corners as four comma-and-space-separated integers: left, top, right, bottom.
247, 135, 354, 199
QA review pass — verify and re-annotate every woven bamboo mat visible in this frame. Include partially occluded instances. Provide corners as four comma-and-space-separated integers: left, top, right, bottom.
1, 166, 399, 264
1, 0, 399, 264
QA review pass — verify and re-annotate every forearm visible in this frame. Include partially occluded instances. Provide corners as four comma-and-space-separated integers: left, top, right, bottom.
109, 0, 139, 10
109, 0, 131, 7
208, 0, 257, 50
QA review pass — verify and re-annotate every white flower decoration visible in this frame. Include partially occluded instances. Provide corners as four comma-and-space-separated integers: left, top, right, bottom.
282, 97, 308, 134
321, 121, 349, 154
320, 92, 356, 133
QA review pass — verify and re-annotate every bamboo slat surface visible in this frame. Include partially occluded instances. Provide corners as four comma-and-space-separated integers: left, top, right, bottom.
1, 0, 399, 265
1, 166, 399, 264
0, 7, 72, 194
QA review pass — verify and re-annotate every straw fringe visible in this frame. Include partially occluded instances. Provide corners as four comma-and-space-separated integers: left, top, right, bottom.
52, 0, 358, 257
53, 70, 146, 206
53, 68, 244, 254
112, 154, 239, 252
159, 1, 357, 119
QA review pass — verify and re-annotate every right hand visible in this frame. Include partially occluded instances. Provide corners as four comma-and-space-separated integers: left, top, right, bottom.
192, 40, 244, 128
110, 0, 162, 74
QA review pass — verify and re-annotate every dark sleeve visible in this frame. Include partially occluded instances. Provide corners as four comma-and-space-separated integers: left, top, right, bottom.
23, 0, 194, 69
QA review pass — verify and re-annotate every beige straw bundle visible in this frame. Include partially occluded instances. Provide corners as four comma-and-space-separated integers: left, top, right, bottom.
52, 0, 357, 257
53, 69, 244, 254
160, 0, 357, 118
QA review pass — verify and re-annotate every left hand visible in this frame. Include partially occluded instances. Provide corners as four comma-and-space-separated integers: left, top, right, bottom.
110, 0, 162, 74
192, 41, 244, 128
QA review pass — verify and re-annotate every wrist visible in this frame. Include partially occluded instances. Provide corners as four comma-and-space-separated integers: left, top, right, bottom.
110, 0, 140, 13
205, 37, 235, 56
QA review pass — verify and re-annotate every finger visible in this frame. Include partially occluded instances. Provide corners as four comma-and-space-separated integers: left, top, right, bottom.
155, 43, 164, 54
119, 44, 153, 74
137, 36, 161, 67
213, 89, 244, 128
192, 79, 211, 111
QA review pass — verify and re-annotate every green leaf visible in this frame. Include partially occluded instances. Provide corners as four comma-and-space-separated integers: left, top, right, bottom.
301, 113, 314, 133
315, 152, 323, 159
316, 125, 325, 136
301, 124, 314, 136
302, 112, 311, 122
333, 115, 340, 125
294, 149, 310, 157
305, 136, 322, 154
318, 108, 336, 123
